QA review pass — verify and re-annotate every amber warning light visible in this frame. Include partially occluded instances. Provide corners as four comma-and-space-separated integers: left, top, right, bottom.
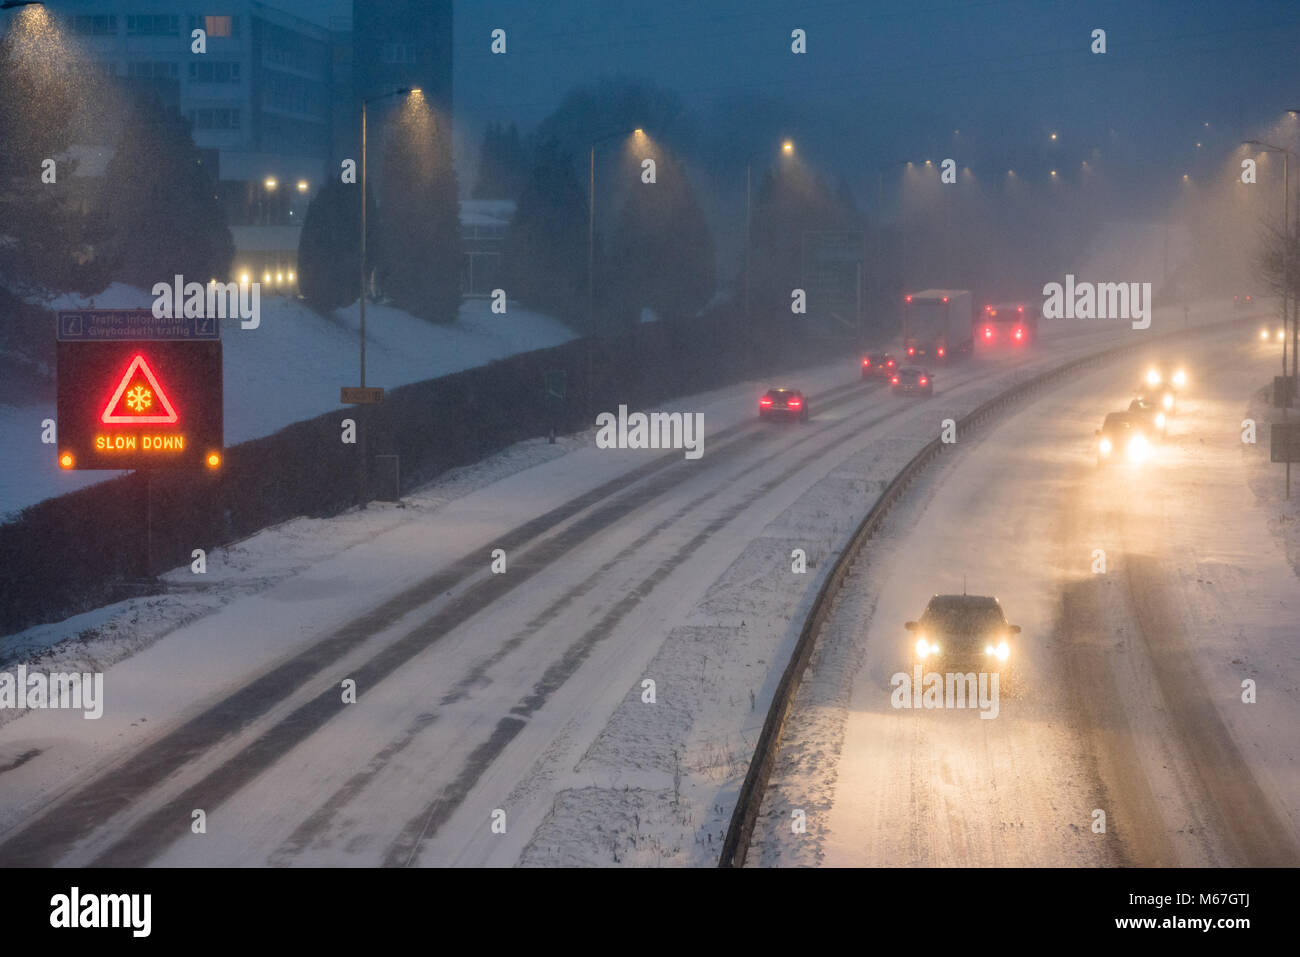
56, 310, 223, 471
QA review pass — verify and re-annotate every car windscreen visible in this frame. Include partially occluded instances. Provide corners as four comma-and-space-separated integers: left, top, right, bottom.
921, 602, 1005, 633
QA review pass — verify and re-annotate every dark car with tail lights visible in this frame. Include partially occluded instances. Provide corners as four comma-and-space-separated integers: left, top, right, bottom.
891, 367, 934, 397
759, 388, 809, 421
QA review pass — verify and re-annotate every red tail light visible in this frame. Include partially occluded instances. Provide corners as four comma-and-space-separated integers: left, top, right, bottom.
907, 347, 915, 356
759, 397, 773, 407
1013, 327, 1024, 341
788, 398, 802, 409
984, 326, 994, 339
1017, 305, 1024, 313
937, 347, 945, 357
862, 358, 870, 367
905, 295, 912, 303
887, 359, 895, 367
891, 376, 899, 385
919, 377, 928, 385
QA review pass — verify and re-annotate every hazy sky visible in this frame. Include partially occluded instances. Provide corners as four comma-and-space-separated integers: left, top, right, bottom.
263, 0, 1300, 205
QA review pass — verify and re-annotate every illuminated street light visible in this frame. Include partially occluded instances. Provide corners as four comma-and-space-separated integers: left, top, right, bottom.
1244, 136, 1298, 495
743, 138, 798, 372
585, 125, 644, 410
357, 86, 420, 388
296, 180, 308, 192
264, 177, 277, 190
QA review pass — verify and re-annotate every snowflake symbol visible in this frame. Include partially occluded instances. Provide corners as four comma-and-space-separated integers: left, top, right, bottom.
125, 385, 153, 413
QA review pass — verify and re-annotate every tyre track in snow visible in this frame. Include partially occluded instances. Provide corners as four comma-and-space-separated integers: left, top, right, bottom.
0, 375, 888, 866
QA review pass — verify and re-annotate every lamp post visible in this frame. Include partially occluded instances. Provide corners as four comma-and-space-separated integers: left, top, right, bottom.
586, 127, 642, 414
1244, 140, 1293, 383
1245, 138, 1296, 496
359, 86, 417, 388
744, 139, 795, 375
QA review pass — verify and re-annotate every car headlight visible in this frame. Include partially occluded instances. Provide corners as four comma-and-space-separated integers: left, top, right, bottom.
1279, 329, 1286, 342
1172, 369, 1186, 387
1155, 412, 1166, 429
916, 638, 930, 658
1162, 392, 1174, 409
1127, 434, 1150, 463
1099, 437, 1112, 455
1146, 368, 1161, 387
1262, 328, 1270, 341
995, 642, 1010, 661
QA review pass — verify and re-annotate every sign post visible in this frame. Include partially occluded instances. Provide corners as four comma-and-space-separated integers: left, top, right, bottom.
340, 386, 384, 405
1271, 421, 1300, 499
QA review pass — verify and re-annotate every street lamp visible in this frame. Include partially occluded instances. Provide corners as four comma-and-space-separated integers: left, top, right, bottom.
358, 86, 416, 388
744, 139, 796, 373
1245, 137, 1297, 496
587, 126, 642, 412
1244, 140, 1295, 380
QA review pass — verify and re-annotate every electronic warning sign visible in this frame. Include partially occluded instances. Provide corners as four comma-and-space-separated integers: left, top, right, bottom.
57, 311, 222, 470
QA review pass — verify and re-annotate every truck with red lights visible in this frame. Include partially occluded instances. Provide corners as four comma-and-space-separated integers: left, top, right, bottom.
974, 301, 1040, 352
901, 289, 972, 362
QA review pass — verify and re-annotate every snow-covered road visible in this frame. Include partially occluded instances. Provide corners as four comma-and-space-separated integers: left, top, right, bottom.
0, 301, 1278, 867
749, 323, 1300, 867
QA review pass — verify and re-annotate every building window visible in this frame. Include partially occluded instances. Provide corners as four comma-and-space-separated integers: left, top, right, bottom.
126, 15, 178, 37
190, 15, 240, 37
129, 61, 179, 79
381, 42, 416, 64
188, 107, 241, 131
188, 61, 241, 83
69, 14, 117, 36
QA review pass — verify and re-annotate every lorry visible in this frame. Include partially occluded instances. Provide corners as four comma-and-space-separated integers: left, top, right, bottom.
902, 289, 972, 361
974, 301, 1041, 352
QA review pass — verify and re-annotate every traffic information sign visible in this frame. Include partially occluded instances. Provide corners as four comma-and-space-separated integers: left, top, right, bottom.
57, 310, 223, 470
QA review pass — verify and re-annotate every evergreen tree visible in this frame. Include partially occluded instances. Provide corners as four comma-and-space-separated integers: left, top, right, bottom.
297, 178, 376, 312
375, 98, 462, 323
747, 163, 845, 355
0, 16, 114, 294
608, 149, 714, 327
502, 138, 589, 327
100, 94, 234, 288
472, 121, 529, 200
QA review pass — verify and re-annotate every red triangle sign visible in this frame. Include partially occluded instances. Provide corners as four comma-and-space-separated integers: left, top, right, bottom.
101, 354, 179, 425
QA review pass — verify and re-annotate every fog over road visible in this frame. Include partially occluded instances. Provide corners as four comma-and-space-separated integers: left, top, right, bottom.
751, 322, 1300, 867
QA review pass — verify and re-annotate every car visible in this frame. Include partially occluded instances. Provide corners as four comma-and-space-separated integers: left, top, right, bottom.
1140, 365, 1185, 412
759, 387, 809, 421
1233, 293, 1254, 310
1095, 410, 1154, 466
905, 594, 1021, 671
1128, 396, 1167, 437
890, 366, 934, 396
1260, 324, 1285, 344
861, 352, 897, 380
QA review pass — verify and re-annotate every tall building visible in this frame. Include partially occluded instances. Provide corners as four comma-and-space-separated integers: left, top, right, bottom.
34, 1, 345, 287
351, 0, 452, 121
